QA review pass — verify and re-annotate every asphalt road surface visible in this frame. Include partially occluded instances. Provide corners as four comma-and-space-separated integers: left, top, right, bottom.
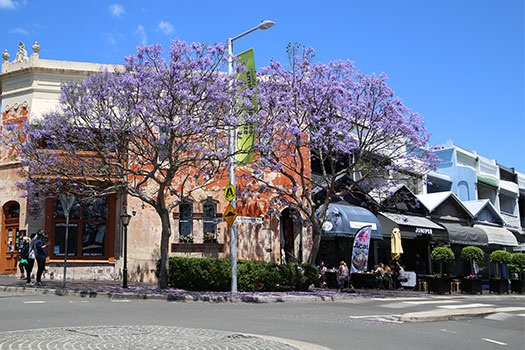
0, 291, 524, 349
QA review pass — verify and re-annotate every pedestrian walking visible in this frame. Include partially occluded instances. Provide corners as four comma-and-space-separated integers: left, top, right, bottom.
26, 233, 36, 284
34, 230, 48, 286
18, 236, 31, 279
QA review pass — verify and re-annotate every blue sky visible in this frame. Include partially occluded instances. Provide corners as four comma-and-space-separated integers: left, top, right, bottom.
1, 0, 523, 172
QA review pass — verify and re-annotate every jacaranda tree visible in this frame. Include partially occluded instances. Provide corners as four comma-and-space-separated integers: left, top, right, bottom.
247, 45, 437, 263
5, 40, 252, 288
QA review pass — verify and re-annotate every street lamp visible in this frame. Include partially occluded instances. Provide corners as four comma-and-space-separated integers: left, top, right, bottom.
120, 208, 132, 288
58, 194, 75, 289
227, 20, 275, 293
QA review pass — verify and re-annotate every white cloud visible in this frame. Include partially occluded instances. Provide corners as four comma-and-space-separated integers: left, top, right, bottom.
106, 33, 117, 46
0, 0, 17, 9
134, 25, 147, 45
109, 4, 124, 18
158, 21, 174, 35
8, 27, 29, 35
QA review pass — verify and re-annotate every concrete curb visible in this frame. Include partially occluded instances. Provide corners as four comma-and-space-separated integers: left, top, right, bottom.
400, 307, 498, 322
0, 284, 356, 303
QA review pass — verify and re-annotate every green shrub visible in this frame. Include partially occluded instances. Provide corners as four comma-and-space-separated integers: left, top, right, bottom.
509, 253, 525, 276
431, 246, 455, 263
460, 246, 484, 262
159, 257, 318, 292
489, 250, 512, 264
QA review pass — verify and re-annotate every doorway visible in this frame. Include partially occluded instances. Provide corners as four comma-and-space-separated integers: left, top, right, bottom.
280, 208, 302, 263
1, 201, 21, 274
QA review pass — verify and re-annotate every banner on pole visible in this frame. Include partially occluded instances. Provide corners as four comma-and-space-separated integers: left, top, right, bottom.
235, 48, 257, 166
350, 226, 372, 274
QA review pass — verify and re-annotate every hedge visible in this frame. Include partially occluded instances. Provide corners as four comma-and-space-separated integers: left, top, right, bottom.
158, 257, 318, 292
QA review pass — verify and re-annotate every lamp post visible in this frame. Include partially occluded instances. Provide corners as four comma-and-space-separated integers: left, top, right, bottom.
58, 194, 75, 289
227, 20, 275, 293
120, 208, 132, 288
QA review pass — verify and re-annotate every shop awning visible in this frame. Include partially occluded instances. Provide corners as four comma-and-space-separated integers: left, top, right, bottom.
378, 212, 447, 239
320, 203, 382, 239
473, 224, 518, 247
440, 222, 487, 246
511, 231, 525, 243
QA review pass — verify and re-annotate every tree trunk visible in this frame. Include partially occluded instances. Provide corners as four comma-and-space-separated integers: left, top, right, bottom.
157, 207, 172, 289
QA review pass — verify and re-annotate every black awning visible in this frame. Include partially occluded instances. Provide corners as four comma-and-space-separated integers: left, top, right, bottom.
440, 222, 487, 246
378, 212, 447, 239
319, 203, 382, 239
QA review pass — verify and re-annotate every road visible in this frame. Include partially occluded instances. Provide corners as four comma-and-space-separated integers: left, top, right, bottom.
0, 290, 524, 349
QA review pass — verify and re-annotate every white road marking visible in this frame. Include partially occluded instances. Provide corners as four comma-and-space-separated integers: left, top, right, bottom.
485, 313, 514, 321
23, 301, 45, 304
438, 303, 493, 309
404, 300, 460, 305
111, 299, 131, 303
439, 328, 457, 334
482, 338, 507, 346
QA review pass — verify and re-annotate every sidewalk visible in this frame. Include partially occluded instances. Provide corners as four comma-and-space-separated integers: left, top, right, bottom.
2, 273, 524, 323
0, 273, 425, 302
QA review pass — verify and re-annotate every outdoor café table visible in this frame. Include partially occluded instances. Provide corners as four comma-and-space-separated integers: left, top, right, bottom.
324, 268, 339, 288
351, 272, 376, 289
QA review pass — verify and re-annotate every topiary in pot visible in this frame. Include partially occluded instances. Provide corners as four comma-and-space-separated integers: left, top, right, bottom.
461, 246, 484, 276
431, 246, 455, 275
460, 246, 484, 294
509, 253, 525, 279
489, 250, 512, 294
509, 253, 525, 294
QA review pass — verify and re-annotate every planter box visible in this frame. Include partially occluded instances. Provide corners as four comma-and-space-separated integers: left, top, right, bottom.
460, 278, 482, 294
489, 278, 509, 294
510, 280, 525, 294
427, 277, 452, 294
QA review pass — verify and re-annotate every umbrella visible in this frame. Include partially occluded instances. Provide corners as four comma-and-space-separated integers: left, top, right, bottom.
391, 227, 403, 260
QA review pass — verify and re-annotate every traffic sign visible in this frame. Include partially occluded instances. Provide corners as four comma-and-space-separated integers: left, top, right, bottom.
224, 184, 235, 202
223, 203, 237, 226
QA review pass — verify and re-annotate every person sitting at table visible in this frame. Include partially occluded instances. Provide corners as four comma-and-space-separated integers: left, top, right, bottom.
374, 263, 386, 289
383, 263, 393, 289
336, 260, 349, 291
317, 261, 327, 288
395, 261, 409, 290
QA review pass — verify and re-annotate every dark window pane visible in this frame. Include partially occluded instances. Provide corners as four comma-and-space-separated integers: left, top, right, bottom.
53, 223, 78, 256
54, 197, 80, 220
82, 222, 105, 256
203, 203, 216, 235
82, 197, 108, 220
179, 203, 192, 236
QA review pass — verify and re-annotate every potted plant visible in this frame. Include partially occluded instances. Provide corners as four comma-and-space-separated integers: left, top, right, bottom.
203, 231, 217, 243
179, 234, 194, 244
489, 250, 511, 294
460, 246, 484, 294
509, 253, 525, 294
428, 246, 454, 294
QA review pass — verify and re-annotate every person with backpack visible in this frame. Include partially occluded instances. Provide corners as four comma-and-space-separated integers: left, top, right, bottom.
18, 236, 31, 279
25, 233, 36, 284
34, 230, 48, 286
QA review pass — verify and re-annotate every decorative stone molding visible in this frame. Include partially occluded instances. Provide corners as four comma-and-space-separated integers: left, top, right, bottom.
2, 100, 29, 124
13, 41, 29, 63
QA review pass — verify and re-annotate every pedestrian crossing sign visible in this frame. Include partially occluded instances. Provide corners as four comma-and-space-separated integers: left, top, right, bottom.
224, 184, 235, 202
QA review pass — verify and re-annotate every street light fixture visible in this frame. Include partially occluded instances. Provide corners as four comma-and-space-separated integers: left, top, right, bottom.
120, 208, 132, 288
227, 20, 275, 293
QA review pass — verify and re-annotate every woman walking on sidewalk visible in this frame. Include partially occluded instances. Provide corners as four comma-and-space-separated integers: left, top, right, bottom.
26, 233, 36, 284
34, 230, 48, 286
